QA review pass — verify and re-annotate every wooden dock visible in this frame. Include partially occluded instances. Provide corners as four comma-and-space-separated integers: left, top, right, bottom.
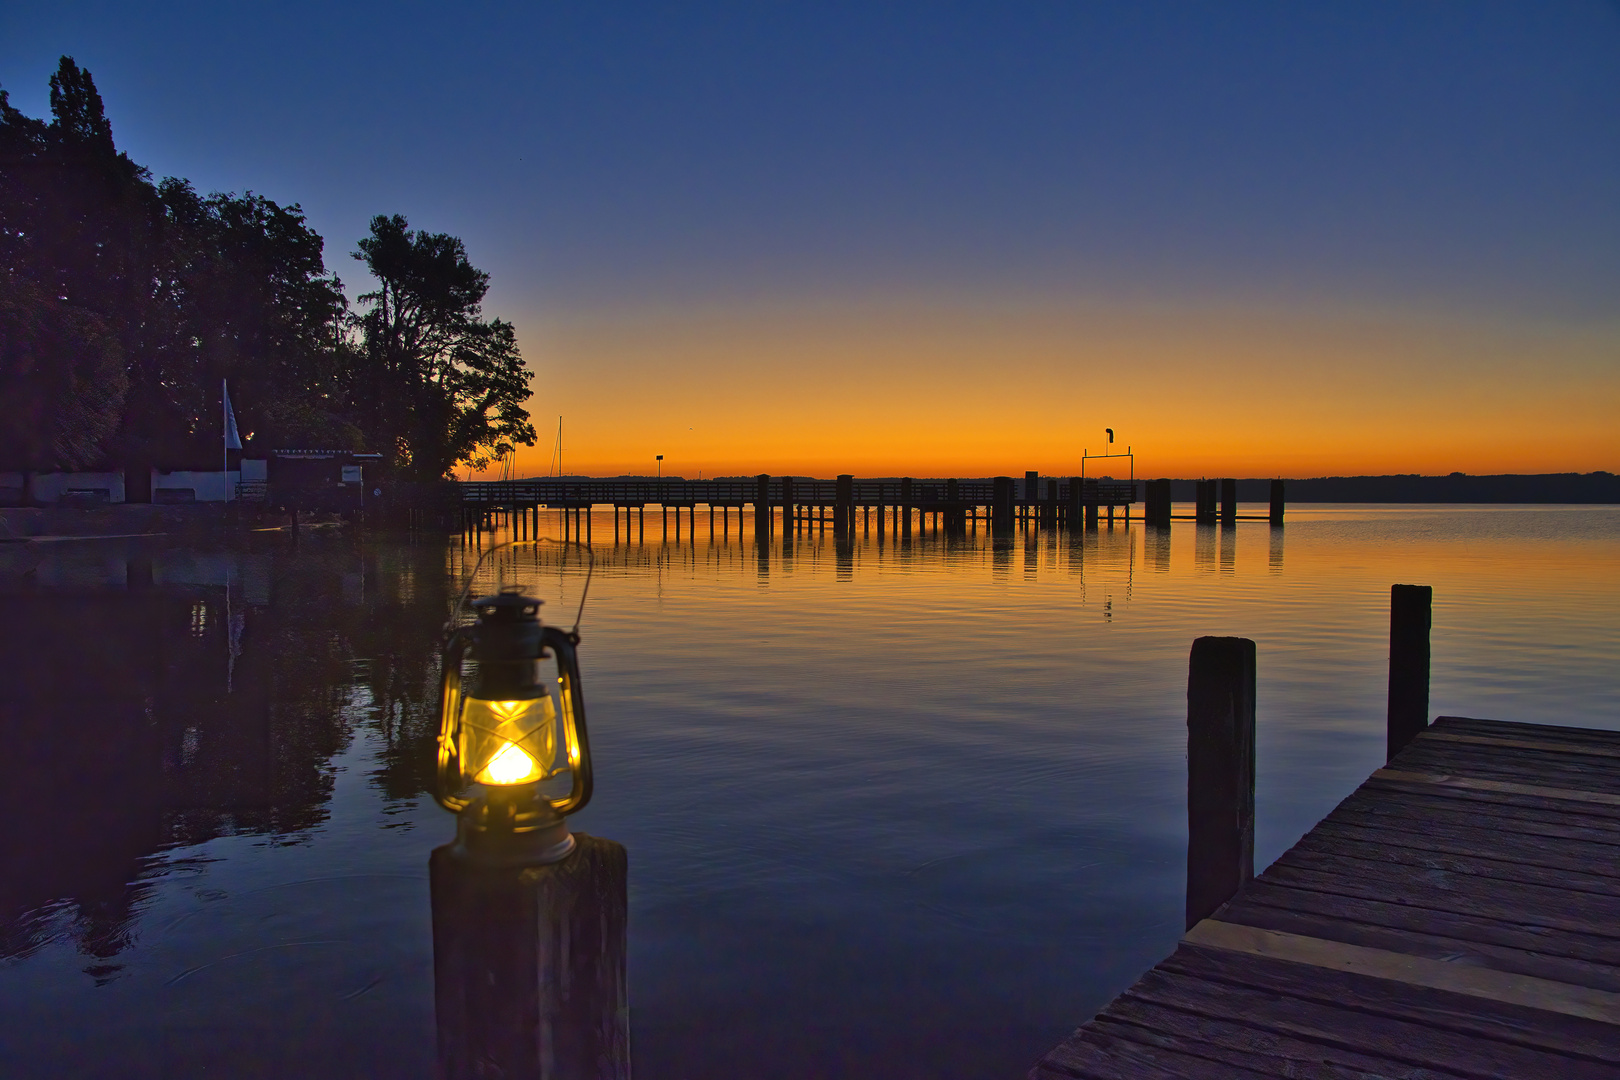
1031, 714, 1620, 1079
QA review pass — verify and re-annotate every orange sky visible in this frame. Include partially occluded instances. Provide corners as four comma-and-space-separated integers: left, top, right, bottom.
472, 294, 1620, 480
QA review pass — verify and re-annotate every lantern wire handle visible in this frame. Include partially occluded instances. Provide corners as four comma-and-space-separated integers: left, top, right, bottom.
445, 538, 594, 637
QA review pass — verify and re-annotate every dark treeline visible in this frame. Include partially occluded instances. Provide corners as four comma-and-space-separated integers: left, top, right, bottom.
0, 57, 535, 480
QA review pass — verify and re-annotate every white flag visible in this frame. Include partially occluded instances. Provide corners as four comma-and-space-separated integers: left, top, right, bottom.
223, 380, 242, 450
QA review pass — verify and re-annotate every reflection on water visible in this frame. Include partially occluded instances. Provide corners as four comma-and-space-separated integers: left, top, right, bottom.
1, 505, 1619, 1078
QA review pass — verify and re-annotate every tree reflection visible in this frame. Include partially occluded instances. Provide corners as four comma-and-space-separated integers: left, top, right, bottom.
0, 533, 453, 969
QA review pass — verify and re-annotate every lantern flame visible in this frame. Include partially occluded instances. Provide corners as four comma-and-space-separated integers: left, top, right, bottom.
476, 741, 541, 785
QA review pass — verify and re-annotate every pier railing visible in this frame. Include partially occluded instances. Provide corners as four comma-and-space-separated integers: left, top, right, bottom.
459, 477, 1136, 510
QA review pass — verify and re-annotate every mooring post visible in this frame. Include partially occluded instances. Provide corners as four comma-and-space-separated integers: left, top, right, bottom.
780, 475, 795, 534
1186, 635, 1256, 930
1220, 478, 1236, 526
836, 474, 854, 536
1269, 479, 1285, 526
1387, 584, 1433, 761
1023, 471, 1038, 526
755, 474, 771, 535
992, 477, 1013, 534
431, 834, 630, 1080
900, 477, 914, 538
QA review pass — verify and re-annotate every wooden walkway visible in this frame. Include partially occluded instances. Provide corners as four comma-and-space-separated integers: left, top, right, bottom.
1032, 715, 1620, 1079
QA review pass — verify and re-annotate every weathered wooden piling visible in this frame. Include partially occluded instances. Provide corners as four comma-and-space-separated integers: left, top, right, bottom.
431, 834, 630, 1080
755, 474, 770, 534
1220, 478, 1237, 526
1024, 471, 1039, 526
1269, 478, 1285, 526
1150, 478, 1174, 527
1387, 583, 1433, 762
780, 475, 795, 532
992, 476, 1014, 533
1185, 635, 1256, 930
835, 474, 854, 535
1194, 479, 1216, 523
900, 477, 914, 537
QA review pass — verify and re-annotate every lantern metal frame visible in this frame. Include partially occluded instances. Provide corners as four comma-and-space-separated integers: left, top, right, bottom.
435, 540, 595, 864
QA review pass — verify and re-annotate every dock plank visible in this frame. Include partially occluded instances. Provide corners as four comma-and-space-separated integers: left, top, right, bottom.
1030, 717, 1620, 1078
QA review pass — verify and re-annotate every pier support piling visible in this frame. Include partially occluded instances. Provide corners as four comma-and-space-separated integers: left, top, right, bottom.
1387, 584, 1433, 762
1186, 635, 1256, 930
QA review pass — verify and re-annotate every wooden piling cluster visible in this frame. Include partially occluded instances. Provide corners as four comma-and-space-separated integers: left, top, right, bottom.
1032, 586, 1620, 1079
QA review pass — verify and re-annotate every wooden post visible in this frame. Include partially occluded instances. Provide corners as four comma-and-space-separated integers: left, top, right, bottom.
992, 476, 1013, 534
1269, 479, 1285, 526
755, 474, 771, 535
1186, 636, 1256, 930
780, 475, 795, 534
1024, 471, 1038, 525
900, 477, 913, 537
1387, 584, 1433, 762
1194, 479, 1213, 524
836, 474, 854, 535
1220, 478, 1236, 526
431, 834, 630, 1080
1044, 479, 1058, 530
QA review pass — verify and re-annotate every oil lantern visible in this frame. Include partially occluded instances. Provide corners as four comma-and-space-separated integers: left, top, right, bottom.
436, 590, 592, 863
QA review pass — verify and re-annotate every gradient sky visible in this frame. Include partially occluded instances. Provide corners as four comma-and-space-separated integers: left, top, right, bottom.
4, 2, 1618, 478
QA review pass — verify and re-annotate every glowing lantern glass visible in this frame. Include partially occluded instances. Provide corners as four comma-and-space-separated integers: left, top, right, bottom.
436, 591, 592, 862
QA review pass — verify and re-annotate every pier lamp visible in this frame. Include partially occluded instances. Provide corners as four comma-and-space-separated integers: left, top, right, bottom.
436, 591, 593, 864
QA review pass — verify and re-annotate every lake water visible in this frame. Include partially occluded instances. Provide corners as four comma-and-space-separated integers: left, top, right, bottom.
2, 504, 1617, 1078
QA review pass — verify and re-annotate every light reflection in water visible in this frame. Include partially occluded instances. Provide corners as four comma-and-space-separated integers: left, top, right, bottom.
0, 504, 1617, 1078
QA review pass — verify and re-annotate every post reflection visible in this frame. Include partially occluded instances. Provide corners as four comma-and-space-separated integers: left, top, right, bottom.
1149, 525, 1171, 572
1195, 523, 1216, 572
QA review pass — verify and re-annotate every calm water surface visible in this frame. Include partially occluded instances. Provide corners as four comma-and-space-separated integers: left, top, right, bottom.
2, 504, 1617, 1078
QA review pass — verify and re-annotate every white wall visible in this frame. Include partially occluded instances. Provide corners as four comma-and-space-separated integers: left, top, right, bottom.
152, 470, 241, 502
27, 471, 127, 503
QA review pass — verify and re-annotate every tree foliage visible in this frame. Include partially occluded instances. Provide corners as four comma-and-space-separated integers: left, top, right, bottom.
1, 58, 533, 478
352, 215, 534, 478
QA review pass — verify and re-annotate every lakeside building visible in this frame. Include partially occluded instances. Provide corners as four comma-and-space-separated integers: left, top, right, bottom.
0, 450, 379, 509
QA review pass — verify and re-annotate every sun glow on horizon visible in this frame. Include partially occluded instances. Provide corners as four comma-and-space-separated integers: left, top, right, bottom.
472, 295, 1619, 481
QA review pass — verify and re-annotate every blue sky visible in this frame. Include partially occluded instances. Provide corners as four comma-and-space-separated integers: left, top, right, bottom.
5, 2, 1618, 475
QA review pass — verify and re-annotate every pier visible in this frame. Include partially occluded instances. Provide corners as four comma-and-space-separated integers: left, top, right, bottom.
1031, 591, 1620, 1079
455, 474, 1144, 541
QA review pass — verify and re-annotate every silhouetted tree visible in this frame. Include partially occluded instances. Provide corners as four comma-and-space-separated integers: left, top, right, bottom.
3, 60, 532, 475
353, 214, 535, 478
0, 280, 127, 469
